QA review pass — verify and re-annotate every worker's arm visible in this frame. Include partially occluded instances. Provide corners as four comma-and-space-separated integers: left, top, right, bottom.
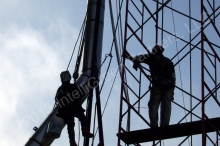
133, 54, 151, 63
132, 54, 152, 70
54, 86, 63, 106
122, 51, 151, 70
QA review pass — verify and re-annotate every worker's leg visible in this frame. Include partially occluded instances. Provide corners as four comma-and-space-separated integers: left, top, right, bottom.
70, 140, 77, 146
66, 117, 76, 143
76, 112, 94, 138
160, 87, 174, 126
148, 86, 162, 127
77, 112, 88, 129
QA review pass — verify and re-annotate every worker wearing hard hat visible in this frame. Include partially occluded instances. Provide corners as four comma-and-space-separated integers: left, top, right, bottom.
133, 45, 176, 128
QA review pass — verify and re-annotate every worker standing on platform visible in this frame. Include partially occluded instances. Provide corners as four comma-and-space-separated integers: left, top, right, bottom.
55, 71, 94, 146
133, 45, 176, 127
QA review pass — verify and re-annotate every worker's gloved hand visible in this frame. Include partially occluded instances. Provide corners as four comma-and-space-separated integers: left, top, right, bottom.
132, 55, 141, 71
133, 60, 139, 71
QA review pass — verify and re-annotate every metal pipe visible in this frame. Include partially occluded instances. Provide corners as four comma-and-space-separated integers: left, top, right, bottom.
24, 107, 58, 146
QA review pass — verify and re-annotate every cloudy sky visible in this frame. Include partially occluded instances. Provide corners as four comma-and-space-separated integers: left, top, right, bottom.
0, 1, 88, 145
0, 0, 121, 146
0, 0, 219, 146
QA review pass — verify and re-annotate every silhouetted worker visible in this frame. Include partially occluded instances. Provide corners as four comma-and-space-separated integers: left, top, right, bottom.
133, 45, 176, 127
55, 70, 94, 146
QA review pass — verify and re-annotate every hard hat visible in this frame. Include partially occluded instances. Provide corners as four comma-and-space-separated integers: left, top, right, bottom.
152, 45, 164, 54
60, 70, 71, 83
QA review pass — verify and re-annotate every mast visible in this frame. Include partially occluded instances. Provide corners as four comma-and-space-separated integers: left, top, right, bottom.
24, 0, 105, 145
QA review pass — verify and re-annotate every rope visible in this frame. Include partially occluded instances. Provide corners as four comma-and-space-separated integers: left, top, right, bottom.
66, 15, 86, 71
91, 53, 112, 81
82, 52, 113, 143
117, 0, 124, 57
113, 0, 131, 133
189, 0, 193, 145
88, 54, 113, 143
171, 1, 190, 146
87, 52, 117, 141
93, 63, 120, 139
88, 0, 127, 134
171, 0, 187, 120
159, 2, 165, 142
161, 0, 164, 45
73, 26, 86, 81
100, 54, 113, 92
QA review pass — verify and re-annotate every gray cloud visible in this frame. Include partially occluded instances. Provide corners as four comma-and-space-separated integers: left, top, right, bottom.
0, 7, 81, 145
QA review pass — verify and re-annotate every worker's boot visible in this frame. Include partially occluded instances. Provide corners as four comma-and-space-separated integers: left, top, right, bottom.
81, 128, 94, 138
70, 140, 78, 146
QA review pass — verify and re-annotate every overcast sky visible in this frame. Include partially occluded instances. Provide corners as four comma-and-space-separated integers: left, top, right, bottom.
0, 1, 219, 146
0, 1, 121, 145
0, 1, 88, 145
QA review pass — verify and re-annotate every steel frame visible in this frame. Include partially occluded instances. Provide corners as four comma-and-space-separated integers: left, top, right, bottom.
118, 0, 220, 145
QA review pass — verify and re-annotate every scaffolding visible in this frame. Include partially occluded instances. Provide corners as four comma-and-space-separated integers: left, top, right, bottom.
117, 0, 220, 145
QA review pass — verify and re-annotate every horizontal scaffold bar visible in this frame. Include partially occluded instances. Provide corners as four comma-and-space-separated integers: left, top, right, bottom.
118, 117, 220, 144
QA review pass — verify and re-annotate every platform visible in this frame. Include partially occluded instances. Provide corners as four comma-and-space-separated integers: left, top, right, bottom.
118, 117, 220, 144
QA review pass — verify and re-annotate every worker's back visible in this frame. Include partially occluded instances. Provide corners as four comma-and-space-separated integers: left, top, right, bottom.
56, 83, 85, 118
